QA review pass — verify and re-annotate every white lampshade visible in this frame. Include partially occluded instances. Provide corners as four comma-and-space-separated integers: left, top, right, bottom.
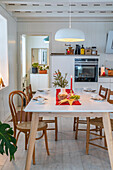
55, 28, 85, 42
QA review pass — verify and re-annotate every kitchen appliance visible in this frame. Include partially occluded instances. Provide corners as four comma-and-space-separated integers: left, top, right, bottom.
75, 58, 98, 82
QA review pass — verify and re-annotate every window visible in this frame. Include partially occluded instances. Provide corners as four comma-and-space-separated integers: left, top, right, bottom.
0, 14, 8, 88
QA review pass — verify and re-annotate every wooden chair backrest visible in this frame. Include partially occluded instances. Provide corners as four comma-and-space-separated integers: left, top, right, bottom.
107, 89, 113, 104
26, 84, 33, 102
9, 91, 28, 128
99, 85, 108, 99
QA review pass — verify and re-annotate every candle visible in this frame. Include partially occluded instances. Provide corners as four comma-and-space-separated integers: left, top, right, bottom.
71, 75, 72, 90
102, 71, 105, 76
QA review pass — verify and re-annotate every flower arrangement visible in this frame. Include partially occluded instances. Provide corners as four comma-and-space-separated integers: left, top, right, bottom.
32, 63, 39, 73
53, 69, 68, 88
32, 62, 39, 68
38, 65, 49, 71
38, 65, 49, 74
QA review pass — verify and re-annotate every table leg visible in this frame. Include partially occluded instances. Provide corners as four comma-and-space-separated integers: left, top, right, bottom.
103, 112, 113, 170
25, 113, 39, 170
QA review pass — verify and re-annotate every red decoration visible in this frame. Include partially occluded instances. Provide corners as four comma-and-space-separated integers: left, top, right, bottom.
56, 89, 81, 105
102, 71, 105, 76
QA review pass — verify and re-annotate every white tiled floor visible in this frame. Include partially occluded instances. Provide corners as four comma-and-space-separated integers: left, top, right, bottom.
0, 117, 111, 170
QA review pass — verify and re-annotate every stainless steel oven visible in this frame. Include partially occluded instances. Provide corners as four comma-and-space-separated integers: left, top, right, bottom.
75, 58, 98, 82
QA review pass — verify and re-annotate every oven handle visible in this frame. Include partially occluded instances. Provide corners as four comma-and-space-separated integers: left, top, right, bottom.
75, 63, 98, 66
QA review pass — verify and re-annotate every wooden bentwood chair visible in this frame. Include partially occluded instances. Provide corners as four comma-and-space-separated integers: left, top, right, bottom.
9, 90, 49, 164
86, 88, 113, 154
73, 85, 108, 140
26, 84, 58, 141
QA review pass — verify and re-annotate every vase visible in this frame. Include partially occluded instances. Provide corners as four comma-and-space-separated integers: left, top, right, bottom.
32, 67, 38, 74
60, 88, 67, 95
58, 88, 68, 100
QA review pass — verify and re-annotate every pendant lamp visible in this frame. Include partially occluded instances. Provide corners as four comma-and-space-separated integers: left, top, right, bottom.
55, 3, 85, 42
44, 36, 49, 43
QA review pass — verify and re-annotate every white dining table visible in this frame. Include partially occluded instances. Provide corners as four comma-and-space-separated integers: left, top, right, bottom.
24, 88, 113, 170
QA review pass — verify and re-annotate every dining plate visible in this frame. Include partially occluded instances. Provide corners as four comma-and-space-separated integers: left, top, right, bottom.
84, 88, 96, 92
37, 89, 50, 94
91, 94, 105, 101
33, 96, 48, 101
36, 100, 45, 104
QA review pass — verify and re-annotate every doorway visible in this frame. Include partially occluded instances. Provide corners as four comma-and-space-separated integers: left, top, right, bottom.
21, 35, 49, 91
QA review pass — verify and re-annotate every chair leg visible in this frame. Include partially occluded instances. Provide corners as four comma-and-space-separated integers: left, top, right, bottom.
100, 128, 102, 140
25, 132, 28, 150
73, 117, 76, 131
44, 130, 50, 155
75, 117, 79, 140
32, 145, 35, 165
86, 117, 90, 155
96, 125, 98, 132
14, 127, 16, 138
55, 117, 58, 141
16, 131, 21, 145
104, 132, 107, 148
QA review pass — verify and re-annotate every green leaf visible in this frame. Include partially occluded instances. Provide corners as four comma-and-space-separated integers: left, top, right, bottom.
0, 121, 17, 161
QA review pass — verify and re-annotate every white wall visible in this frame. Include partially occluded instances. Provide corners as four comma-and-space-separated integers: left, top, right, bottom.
0, 5, 17, 121
17, 18, 113, 88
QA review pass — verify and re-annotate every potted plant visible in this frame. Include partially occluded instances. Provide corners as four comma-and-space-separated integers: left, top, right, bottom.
38, 65, 49, 74
53, 69, 68, 96
0, 121, 17, 161
32, 63, 39, 73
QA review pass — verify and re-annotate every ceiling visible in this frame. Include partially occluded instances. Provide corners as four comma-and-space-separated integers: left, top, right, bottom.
0, 0, 113, 19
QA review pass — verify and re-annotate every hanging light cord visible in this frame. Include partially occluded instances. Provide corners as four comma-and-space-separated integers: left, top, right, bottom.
69, 0, 71, 29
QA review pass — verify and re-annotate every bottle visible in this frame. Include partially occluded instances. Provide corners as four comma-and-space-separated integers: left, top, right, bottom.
81, 45, 85, 55
75, 44, 80, 55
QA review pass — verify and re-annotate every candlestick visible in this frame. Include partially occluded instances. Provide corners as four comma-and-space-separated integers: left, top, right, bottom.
71, 75, 72, 90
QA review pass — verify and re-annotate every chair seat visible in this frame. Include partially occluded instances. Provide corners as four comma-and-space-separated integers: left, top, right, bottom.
90, 118, 113, 130
16, 121, 47, 131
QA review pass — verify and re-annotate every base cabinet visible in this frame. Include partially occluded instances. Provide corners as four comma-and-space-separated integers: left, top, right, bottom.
30, 74, 48, 92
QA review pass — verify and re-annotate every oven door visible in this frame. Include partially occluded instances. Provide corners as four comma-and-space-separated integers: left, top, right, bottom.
75, 65, 98, 82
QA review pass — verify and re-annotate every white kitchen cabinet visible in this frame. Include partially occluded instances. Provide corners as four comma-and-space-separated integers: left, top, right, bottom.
30, 74, 48, 92
51, 55, 74, 88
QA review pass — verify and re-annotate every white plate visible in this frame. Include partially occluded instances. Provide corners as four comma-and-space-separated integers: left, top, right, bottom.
37, 89, 50, 94
91, 94, 105, 101
84, 88, 96, 92
36, 100, 45, 104
33, 96, 48, 101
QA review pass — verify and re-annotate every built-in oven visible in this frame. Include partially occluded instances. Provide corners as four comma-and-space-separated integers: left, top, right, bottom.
75, 58, 98, 82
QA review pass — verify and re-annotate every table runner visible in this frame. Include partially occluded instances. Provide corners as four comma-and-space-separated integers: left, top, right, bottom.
56, 89, 81, 105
